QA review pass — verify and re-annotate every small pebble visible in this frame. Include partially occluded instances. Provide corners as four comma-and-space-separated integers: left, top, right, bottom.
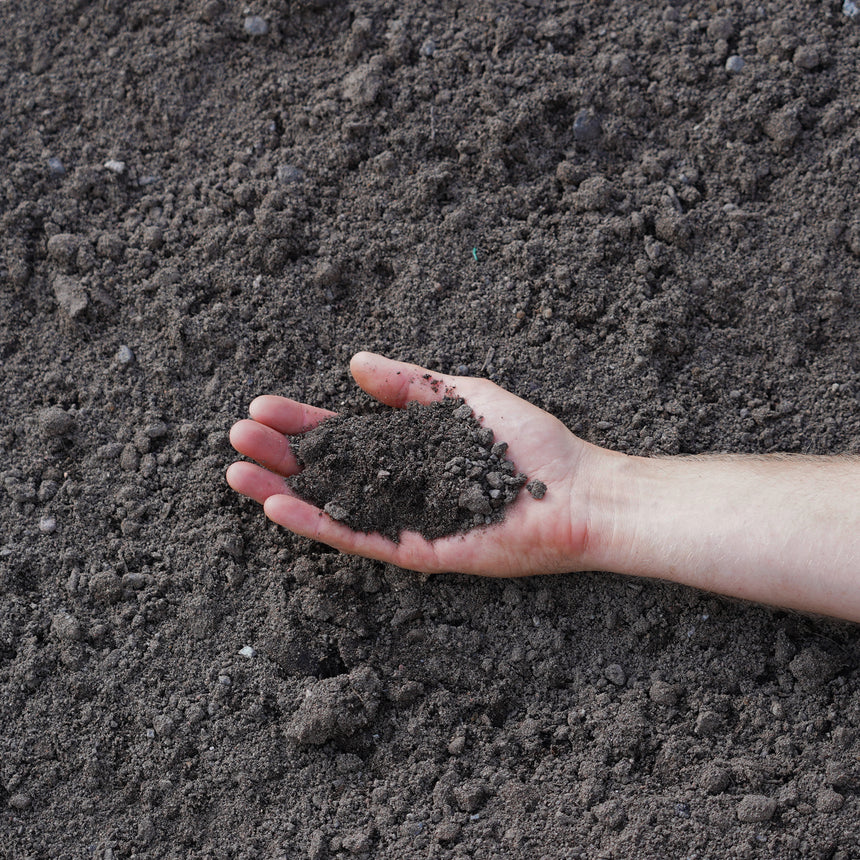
116, 344, 134, 365
244, 15, 268, 36
104, 159, 126, 174
239, 645, 257, 659
420, 38, 436, 57
725, 55, 745, 73
144, 421, 168, 439
573, 109, 602, 142
39, 516, 57, 534
122, 572, 147, 590
47, 157, 65, 176
276, 164, 304, 184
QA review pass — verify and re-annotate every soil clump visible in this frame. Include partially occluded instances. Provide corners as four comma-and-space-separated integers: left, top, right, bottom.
288, 399, 528, 541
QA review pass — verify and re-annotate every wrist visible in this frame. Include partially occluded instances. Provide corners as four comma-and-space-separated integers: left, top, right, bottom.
578, 452, 710, 584
571, 445, 645, 575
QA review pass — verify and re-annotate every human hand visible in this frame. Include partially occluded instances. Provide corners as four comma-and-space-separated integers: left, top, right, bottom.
227, 352, 614, 577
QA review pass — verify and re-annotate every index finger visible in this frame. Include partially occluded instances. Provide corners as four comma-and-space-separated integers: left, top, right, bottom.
349, 351, 460, 408
248, 395, 336, 435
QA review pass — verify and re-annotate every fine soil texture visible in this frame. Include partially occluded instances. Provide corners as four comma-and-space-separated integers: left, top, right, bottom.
288, 399, 529, 541
2, 1, 860, 859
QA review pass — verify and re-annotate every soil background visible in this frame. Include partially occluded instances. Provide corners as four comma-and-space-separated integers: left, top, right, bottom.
2, 1, 860, 858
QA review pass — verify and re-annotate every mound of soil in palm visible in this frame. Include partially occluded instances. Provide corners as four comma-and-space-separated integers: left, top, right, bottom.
288, 399, 530, 541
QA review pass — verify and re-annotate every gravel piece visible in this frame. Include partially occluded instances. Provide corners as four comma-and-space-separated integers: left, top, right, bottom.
244, 15, 268, 36
276, 164, 304, 184
725, 55, 745, 73
38, 516, 57, 534
573, 109, 602, 142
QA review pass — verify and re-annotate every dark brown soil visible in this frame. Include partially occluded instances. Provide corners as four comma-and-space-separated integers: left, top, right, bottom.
288, 399, 528, 541
1, 1, 859, 858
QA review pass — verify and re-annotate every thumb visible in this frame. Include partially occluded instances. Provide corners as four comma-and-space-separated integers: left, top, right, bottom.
349, 351, 459, 408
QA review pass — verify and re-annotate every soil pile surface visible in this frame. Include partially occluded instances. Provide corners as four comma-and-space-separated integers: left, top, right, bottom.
1, 1, 859, 858
288, 399, 528, 541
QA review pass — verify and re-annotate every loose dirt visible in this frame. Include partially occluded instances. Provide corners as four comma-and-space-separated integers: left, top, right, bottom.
288, 399, 529, 541
1, 1, 858, 858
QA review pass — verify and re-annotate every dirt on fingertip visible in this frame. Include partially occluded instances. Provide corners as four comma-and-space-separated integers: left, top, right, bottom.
288, 398, 529, 541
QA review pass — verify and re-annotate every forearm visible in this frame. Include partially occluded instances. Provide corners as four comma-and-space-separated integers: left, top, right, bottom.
585, 452, 860, 622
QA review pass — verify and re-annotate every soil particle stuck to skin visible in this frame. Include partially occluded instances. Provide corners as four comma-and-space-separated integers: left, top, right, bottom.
287, 398, 530, 541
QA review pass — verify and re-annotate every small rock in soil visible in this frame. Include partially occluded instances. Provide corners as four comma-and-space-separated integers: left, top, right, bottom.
244, 15, 268, 36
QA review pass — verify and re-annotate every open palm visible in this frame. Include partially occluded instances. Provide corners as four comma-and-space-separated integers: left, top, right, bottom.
227, 352, 605, 577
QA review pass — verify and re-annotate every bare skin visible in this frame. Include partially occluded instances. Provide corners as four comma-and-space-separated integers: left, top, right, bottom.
227, 352, 860, 623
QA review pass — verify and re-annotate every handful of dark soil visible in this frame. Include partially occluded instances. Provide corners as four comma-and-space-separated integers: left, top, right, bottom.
287, 398, 540, 541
